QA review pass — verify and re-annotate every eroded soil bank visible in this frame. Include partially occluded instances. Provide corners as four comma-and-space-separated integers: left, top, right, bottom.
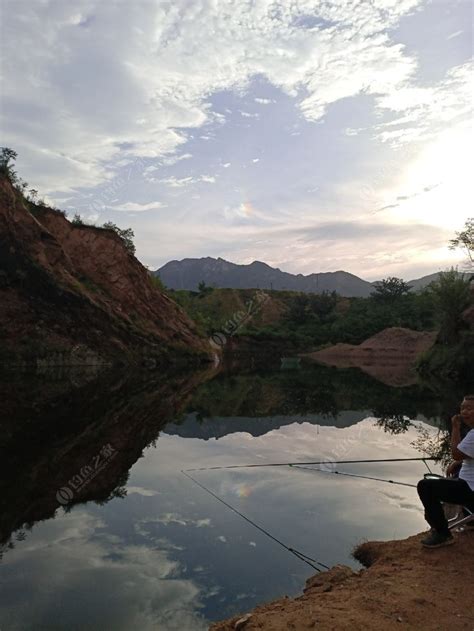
211, 529, 474, 630
303, 327, 437, 387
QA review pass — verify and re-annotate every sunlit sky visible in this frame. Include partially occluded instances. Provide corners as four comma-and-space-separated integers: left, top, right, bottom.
1, 0, 472, 280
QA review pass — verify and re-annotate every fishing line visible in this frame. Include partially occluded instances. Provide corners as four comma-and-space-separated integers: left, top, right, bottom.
184, 457, 436, 473
288, 464, 417, 488
182, 470, 329, 572
422, 458, 433, 474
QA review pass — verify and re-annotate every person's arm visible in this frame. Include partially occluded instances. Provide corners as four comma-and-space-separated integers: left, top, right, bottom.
451, 415, 468, 460
446, 460, 462, 477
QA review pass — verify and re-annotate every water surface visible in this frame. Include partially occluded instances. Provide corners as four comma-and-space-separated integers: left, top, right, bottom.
0, 364, 452, 630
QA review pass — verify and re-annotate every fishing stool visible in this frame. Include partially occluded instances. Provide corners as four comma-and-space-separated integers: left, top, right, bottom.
448, 506, 474, 531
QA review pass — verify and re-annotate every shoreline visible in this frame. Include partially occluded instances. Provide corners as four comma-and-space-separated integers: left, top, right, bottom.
210, 529, 474, 630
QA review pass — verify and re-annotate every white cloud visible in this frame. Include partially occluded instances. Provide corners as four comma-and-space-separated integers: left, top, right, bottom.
127, 486, 160, 496
376, 61, 473, 145
254, 97, 274, 104
110, 201, 165, 212
3, 511, 209, 631
150, 513, 212, 528
201, 175, 216, 183
252, 158, 260, 163
161, 152, 193, 166
2, 0, 430, 193
160, 175, 215, 187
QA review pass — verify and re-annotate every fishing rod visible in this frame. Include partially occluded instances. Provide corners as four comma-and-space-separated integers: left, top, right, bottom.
289, 464, 417, 488
182, 470, 329, 572
184, 456, 437, 473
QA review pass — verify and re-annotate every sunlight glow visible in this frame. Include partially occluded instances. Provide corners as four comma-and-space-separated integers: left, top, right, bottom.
388, 121, 473, 230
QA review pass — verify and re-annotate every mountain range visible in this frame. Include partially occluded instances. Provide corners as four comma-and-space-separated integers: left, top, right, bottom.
155, 257, 446, 298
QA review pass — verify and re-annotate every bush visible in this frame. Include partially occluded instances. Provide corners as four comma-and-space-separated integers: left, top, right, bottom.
71, 213, 85, 226
102, 221, 136, 255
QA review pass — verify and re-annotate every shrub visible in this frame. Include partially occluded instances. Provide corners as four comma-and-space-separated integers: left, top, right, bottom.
102, 221, 136, 255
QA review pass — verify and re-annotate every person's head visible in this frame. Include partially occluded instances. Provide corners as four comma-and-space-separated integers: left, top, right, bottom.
461, 395, 474, 427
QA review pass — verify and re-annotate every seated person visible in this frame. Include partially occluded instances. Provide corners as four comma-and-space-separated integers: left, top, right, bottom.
417, 395, 474, 548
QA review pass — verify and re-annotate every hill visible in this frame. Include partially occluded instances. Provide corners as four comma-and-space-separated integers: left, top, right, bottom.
0, 175, 212, 367
157, 257, 456, 297
156, 257, 374, 297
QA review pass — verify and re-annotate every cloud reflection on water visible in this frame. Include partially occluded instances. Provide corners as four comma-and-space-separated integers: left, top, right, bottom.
0, 411, 441, 629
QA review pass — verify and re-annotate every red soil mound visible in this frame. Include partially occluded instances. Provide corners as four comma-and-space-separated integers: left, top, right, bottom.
303, 327, 437, 387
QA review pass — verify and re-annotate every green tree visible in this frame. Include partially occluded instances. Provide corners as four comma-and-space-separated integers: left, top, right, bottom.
0, 147, 19, 185
371, 277, 412, 302
102, 221, 136, 255
286, 294, 309, 325
150, 273, 166, 292
449, 218, 474, 270
197, 281, 213, 297
429, 269, 471, 343
71, 213, 85, 225
308, 291, 337, 322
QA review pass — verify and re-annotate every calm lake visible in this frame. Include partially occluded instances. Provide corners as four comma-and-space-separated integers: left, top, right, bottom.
0, 363, 457, 630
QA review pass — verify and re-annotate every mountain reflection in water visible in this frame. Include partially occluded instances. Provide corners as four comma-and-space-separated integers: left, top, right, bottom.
0, 364, 461, 630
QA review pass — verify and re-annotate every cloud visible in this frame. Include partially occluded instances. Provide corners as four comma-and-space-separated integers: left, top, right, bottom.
376, 61, 473, 145
373, 182, 441, 213
161, 153, 193, 167
254, 98, 274, 104
2, 511, 209, 631
446, 29, 463, 40
110, 201, 165, 212
2, 0, 428, 193
151, 513, 212, 528
160, 175, 216, 187
126, 486, 161, 496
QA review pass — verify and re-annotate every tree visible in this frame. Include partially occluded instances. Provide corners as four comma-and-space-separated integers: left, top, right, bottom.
28, 188, 39, 202
102, 221, 136, 255
286, 294, 309, 324
0, 147, 17, 168
71, 213, 85, 225
308, 291, 337, 321
429, 269, 471, 343
449, 218, 474, 270
197, 281, 213, 297
0, 147, 18, 181
371, 277, 412, 302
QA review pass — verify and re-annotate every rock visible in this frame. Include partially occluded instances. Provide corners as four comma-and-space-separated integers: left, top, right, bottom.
234, 613, 252, 629
304, 565, 354, 594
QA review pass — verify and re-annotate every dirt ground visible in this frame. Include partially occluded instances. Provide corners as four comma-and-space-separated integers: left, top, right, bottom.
303, 327, 437, 387
210, 528, 474, 630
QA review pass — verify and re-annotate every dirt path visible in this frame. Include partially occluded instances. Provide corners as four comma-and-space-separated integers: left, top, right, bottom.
302, 327, 437, 387
210, 529, 474, 630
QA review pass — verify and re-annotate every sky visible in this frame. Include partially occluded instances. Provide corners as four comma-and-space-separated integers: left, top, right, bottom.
1, 0, 472, 281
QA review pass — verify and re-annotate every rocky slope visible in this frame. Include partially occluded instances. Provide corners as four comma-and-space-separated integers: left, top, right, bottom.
211, 530, 474, 630
0, 175, 212, 366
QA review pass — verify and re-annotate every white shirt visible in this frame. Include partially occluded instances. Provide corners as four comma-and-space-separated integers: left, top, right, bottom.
458, 429, 474, 491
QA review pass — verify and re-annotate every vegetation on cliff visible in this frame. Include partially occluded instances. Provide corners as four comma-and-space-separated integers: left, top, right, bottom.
0, 149, 212, 367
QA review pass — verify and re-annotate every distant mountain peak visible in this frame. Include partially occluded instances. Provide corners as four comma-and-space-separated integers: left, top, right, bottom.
156, 256, 375, 297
